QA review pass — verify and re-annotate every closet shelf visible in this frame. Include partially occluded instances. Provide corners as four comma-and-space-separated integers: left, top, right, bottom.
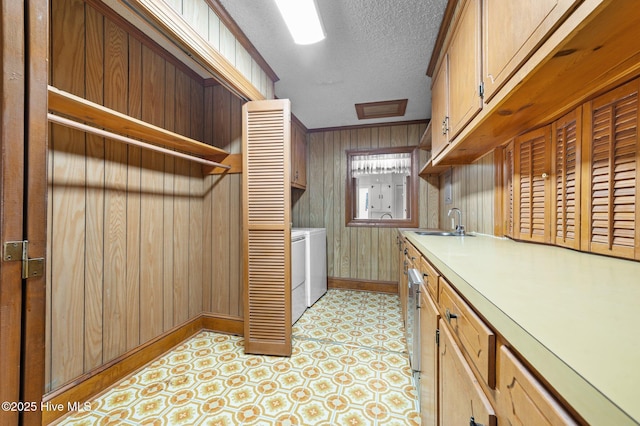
48, 85, 229, 160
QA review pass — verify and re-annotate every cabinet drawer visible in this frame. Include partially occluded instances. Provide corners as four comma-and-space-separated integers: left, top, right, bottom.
498, 346, 577, 425
420, 256, 440, 302
405, 241, 420, 268
439, 277, 496, 388
439, 319, 497, 426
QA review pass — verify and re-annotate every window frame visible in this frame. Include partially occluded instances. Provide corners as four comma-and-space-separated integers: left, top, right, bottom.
345, 146, 420, 228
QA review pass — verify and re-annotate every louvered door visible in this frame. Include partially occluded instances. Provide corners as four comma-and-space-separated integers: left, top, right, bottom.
243, 99, 292, 356
552, 107, 582, 249
503, 140, 515, 237
514, 126, 551, 243
582, 79, 640, 260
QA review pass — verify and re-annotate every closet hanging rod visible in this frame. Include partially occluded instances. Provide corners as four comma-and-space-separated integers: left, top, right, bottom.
48, 113, 231, 170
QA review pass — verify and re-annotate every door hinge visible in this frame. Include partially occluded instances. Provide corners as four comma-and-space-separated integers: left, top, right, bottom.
479, 81, 485, 99
435, 329, 440, 346
3, 240, 45, 279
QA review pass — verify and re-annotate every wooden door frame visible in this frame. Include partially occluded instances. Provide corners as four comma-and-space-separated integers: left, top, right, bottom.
0, 0, 48, 424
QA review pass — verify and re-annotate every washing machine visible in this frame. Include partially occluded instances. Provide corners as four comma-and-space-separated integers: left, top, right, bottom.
291, 230, 307, 324
292, 228, 327, 307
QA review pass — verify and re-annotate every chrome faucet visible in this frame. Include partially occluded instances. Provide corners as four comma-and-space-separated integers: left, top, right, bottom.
380, 213, 393, 219
447, 207, 465, 235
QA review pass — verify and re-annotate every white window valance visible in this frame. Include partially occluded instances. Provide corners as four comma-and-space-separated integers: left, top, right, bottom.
351, 152, 411, 176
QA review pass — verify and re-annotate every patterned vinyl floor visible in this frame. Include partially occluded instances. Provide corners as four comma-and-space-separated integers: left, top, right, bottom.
57, 290, 419, 425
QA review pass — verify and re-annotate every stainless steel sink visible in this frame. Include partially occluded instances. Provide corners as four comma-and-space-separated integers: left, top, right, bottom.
413, 230, 473, 237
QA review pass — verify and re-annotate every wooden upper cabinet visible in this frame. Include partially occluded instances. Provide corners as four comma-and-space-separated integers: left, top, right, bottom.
552, 107, 582, 249
582, 79, 640, 260
482, 0, 580, 102
497, 345, 577, 425
439, 319, 497, 426
291, 116, 307, 189
431, 54, 449, 158
514, 126, 552, 243
447, 0, 482, 140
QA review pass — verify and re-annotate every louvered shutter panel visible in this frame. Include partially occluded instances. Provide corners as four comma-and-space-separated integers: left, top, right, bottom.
552, 108, 582, 249
243, 99, 292, 356
584, 79, 639, 260
514, 126, 551, 243
504, 141, 514, 237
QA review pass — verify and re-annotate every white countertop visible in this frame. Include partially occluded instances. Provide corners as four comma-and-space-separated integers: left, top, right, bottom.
403, 231, 640, 426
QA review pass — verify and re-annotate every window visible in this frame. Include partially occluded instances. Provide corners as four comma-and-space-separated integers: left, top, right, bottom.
346, 146, 420, 227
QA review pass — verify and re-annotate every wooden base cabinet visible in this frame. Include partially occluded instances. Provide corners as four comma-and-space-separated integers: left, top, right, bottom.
439, 319, 497, 426
419, 284, 440, 426
411, 243, 581, 425
497, 345, 577, 425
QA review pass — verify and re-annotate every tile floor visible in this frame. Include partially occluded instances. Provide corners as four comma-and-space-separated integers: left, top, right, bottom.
57, 289, 419, 425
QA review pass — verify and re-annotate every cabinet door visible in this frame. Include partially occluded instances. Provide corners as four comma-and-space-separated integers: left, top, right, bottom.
482, 0, 580, 102
497, 345, 577, 425
431, 55, 449, 158
420, 288, 440, 426
582, 78, 640, 260
551, 107, 582, 249
514, 126, 552, 243
291, 119, 307, 189
447, 0, 482, 140
439, 319, 497, 426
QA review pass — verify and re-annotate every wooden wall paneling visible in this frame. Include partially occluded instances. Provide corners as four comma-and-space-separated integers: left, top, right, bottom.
139, 45, 166, 344
330, 131, 342, 278
309, 132, 324, 228
482, 153, 495, 234
163, 62, 176, 331
125, 36, 142, 351
356, 128, 372, 280
84, 4, 105, 371
208, 8, 220, 50
50, 0, 87, 388
378, 126, 392, 282
228, 94, 243, 317
189, 79, 204, 318
369, 127, 380, 281
220, 23, 236, 66
339, 129, 351, 277
323, 131, 335, 279
173, 69, 191, 325
183, 0, 208, 38
212, 85, 231, 314
202, 87, 213, 314
438, 153, 496, 234
103, 19, 129, 362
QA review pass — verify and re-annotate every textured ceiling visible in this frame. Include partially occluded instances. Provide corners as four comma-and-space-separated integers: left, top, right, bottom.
217, 0, 447, 130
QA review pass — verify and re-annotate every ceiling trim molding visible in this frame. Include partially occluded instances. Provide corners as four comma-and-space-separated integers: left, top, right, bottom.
308, 119, 429, 134
204, 0, 280, 82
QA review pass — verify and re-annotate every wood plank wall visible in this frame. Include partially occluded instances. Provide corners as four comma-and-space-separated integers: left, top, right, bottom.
292, 123, 439, 282
203, 84, 244, 317
438, 151, 496, 235
46, 0, 242, 392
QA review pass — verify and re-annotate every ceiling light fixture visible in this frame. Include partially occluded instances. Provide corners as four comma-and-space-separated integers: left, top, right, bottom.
274, 0, 325, 45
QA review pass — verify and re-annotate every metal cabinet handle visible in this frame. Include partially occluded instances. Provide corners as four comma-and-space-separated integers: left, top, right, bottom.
445, 308, 458, 323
